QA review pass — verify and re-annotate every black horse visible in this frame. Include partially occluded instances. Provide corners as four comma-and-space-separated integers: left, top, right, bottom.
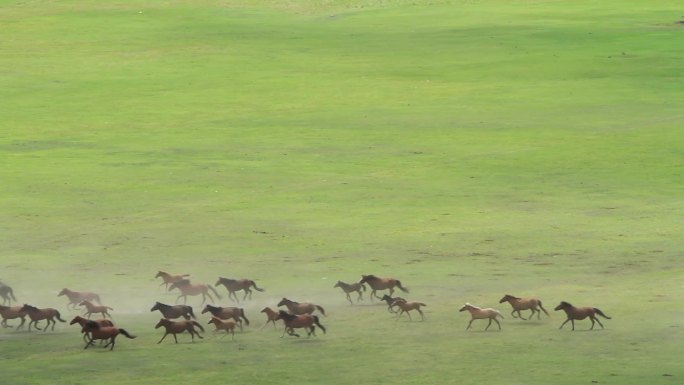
150, 302, 196, 320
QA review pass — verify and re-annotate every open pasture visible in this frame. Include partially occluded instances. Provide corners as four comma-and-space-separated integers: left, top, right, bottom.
1, 0, 683, 384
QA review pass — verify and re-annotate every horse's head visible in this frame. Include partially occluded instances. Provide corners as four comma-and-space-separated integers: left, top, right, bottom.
333, 281, 342, 288
215, 277, 225, 286
154, 319, 168, 329
20, 304, 36, 312
277, 298, 290, 307
155, 271, 164, 278
150, 302, 162, 312
78, 300, 88, 307
57, 288, 68, 297
69, 316, 81, 325
554, 301, 572, 311
459, 303, 472, 312
201, 305, 217, 314
260, 307, 271, 314
380, 294, 393, 301
499, 294, 515, 303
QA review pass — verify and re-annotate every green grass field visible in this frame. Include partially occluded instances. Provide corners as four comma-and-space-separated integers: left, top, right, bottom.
1, 0, 683, 384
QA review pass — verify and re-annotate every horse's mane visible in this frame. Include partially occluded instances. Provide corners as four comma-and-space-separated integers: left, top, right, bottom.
85, 320, 100, 329
204, 304, 220, 311
464, 302, 481, 310
505, 294, 520, 299
218, 277, 236, 283
22, 304, 38, 311
154, 301, 170, 308
281, 298, 298, 304
559, 301, 572, 307
278, 310, 296, 321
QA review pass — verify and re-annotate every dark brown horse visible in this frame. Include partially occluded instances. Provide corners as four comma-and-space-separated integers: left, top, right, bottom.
169, 279, 221, 305
82, 320, 136, 350
58, 288, 101, 309
201, 304, 249, 329
70, 316, 114, 342
359, 275, 409, 300
277, 298, 326, 316
555, 301, 611, 330
155, 318, 204, 344
150, 302, 196, 320
278, 310, 326, 338
79, 300, 113, 319
499, 294, 550, 320
334, 281, 366, 305
380, 295, 407, 313
0, 305, 27, 328
260, 307, 281, 329
21, 304, 66, 332
0, 283, 17, 305
155, 271, 190, 290
215, 277, 265, 303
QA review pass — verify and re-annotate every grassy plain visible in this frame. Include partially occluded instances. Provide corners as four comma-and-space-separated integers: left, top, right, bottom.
1, 1, 683, 384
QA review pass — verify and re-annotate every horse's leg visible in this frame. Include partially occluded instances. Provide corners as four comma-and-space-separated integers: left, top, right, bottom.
175, 294, 183, 304
109, 336, 116, 350
84, 338, 95, 349
485, 318, 493, 331
417, 308, 425, 321
173, 333, 178, 343
370, 290, 376, 301
243, 289, 250, 302
594, 316, 604, 329
534, 308, 541, 320
589, 317, 596, 330
357, 290, 363, 302
17, 317, 26, 330
494, 318, 501, 330
195, 328, 203, 339
346, 293, 353, 305
570, 319, 575, 331
559, 319, 570, 329
388, 287, 395, 297
158, 332, 169, 344
511, 310, 518, 318
517, 310, 527, 320
466, 319, 474, 330
50, 318, 56, 331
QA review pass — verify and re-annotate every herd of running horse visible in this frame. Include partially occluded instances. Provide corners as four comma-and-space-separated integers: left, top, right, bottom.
0, 274, 611, 350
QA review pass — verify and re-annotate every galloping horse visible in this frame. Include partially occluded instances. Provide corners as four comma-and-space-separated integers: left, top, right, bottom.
215, 277, 265, 303
0, 283, 17, 305
201, 305, 249, 329
554, 301, 611, 330
277, 298, 326, 316
150, 302, 196, 320
58, 288, 101, 309
168, 279, 221, 305
79, 300, 113, 319
459, 303, 504, 331
260, 307, 281, 329
380, 295, 407, 313
70, 316, 114, 343
499, 294, 550, 320
21, 304, 66, 332
208, 317, 238, 340
155, 318, 204, 344
277, 310, 326, 338
81, 320, 136, 350
155, 271, 190, 290
393, 299, 427, 321
0, 305, 26, 328
359, 275, 409, 300
333, 281, 366, 305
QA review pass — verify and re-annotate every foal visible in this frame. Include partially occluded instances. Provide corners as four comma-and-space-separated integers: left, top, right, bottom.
208, 317, 238, 340
380, 295, 407, 313
21, 304, 66, 332
459, 303, 504, 331
155, 318, 205, 344
260, 307, 281, 329
333, 281, 366, 305
278, 310, 326, 338
499, 294, 550, 320
393, 299, 427, 321
82, 320, 136, 351
79, 300, 113, 319
0, 305, 26, 329
554, 301, 611, 330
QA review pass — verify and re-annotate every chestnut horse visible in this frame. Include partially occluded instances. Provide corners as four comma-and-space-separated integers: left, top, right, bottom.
359, 275, 409, 300
201, 305, 249, 329
277, 298, 326, 316
393, 299, 427, 321
82, 320, 136, 350
155, 271, 190, 290
79, 300, 113, 319
380, 295, 407, 313
21, 304, 66, 332
215, 277, 265, 303
260, 307, 281, 329
58, 288, 101, 309
333, 281, 366, 305
0, 305, 26, 328
150, 302, 196, 320
208, 317, 238, 339
554, 301, 611, 330
277, 310, 326, 338
499, 294, 550, 320
155, 318, 204, 344
168, 279, 221, 305
0, 283, 17, 305
70, 316, 114, 342
459, 303, 504, 331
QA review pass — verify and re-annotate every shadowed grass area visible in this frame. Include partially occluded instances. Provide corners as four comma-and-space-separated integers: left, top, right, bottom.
1, 1, 683, 384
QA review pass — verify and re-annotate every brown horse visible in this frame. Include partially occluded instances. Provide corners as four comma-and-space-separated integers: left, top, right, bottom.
459, 303, 504, 331
359, 275, 409, 300
499, 294, 550, 320
334, 281, 366, 305
70, 316, 114, 343
393, 299, 427, 321
169, 279, 221, 305
215, 277, 265, 303
82, 320, 136, 350
201, 304, 249, 329
260, 307, 281, 329
0, 283, 17, 305
380, 295, 407, 313
208, 317, 238, 340
277, 298, 326, 316
79, 300, 113, 319
150, 302, 196, 320
0, 305, 27, 329
155, 271, 190, 290
58, 288, 101, 309
21, 304, 66, 332
155, 318, 205, 344
554, 301, 611, 330
277, 310, 326, 338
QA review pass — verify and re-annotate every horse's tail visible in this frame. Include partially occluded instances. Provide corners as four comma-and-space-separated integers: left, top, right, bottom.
313, 316, 326, 334
594, 308, 611, 319
240, 308, 250, 326
250, 280, 265, 292
420, 303, 427, 307
360, 284, 366, 292
107, 307, 114, 311
315, 305, 326, 316
55, 311, 66, 323
207, 285, 222, 300
192, 320, 205, 332
181, 274, 190, 277
119, 329, 137, 339
9, 288, 17, 302
396, 280, 409, 293
538, 300, 550, 316
496, 310, 504, 319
